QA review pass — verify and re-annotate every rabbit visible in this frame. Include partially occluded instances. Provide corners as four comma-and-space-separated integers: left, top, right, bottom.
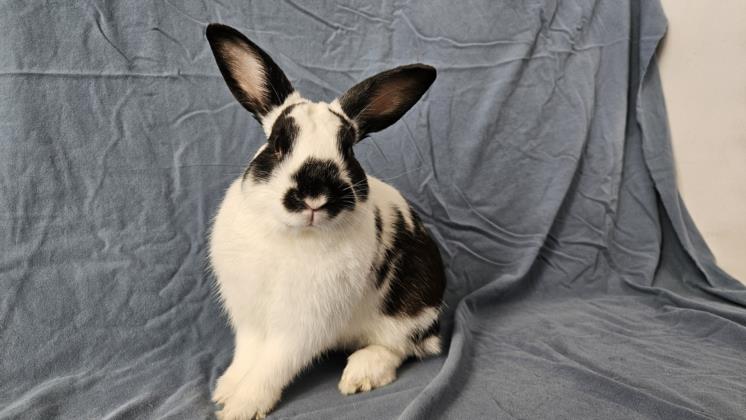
205, 23, 445, 420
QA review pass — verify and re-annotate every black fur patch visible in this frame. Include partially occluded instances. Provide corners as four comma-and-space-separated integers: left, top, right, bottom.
377, 206, 445, 316
283, 158, 356, 219
282, 188, 306, 213
375, 246, 401, 289
333, 111, 369, 202
410, 319, 440, 344
245, 105, 299, 183
374, 207, 382, 242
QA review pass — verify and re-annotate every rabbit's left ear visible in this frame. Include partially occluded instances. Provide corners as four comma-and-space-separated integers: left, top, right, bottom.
337, 64, 436, 138
206, 23, 294, 120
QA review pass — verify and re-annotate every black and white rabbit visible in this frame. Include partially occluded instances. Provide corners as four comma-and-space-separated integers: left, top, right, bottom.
206, 24, 445, 419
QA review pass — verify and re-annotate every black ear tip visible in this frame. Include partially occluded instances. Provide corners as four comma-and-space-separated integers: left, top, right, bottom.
206, 23, 224, 37
414, 63, 436, 74
409, 64, 436, 90
421, 64, 437, 84
404, 63, 436, 85
205, 23, 241, 42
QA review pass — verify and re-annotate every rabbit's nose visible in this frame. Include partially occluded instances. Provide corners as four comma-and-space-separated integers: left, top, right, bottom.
304, 196, 327, 211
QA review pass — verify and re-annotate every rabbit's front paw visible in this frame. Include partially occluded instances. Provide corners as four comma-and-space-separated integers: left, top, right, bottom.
213, 367, 245, 405
215, 381, 279, 420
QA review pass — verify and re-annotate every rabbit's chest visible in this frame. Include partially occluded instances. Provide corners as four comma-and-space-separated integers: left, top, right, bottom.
209, 180, 379, 330
212, 226, 376, 329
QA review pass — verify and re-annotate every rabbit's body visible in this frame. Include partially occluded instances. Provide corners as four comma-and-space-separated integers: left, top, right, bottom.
205, 24, 444, 419
211, 175, 441, 354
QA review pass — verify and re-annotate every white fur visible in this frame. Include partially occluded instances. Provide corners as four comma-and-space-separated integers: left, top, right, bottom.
209, 97, 440, 419
338, 345, 402, 395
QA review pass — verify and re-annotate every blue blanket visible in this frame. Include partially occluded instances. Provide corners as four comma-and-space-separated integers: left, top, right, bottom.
2, 1, 745, 419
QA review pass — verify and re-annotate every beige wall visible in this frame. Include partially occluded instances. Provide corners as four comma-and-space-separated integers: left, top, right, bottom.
657, 0, 746, 283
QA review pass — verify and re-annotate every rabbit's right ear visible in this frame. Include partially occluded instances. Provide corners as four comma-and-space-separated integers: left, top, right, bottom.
337, 64, 436, 138
206, 24, 294, 120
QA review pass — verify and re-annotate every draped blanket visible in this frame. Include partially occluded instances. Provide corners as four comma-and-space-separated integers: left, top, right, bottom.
1, 1, 744, 418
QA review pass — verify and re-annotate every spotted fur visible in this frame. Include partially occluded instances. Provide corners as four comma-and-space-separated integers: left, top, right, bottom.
206, 23, 444, 420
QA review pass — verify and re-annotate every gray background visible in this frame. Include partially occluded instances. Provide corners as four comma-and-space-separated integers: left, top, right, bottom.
1, 1, 745, 419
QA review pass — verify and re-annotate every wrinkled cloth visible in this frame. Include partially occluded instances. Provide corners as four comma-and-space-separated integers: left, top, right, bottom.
1, 1, 745, 419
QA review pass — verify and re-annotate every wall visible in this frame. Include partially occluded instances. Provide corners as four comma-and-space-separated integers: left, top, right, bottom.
658, 0, 746, 283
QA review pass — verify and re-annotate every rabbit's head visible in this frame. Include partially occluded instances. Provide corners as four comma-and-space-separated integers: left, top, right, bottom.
206, 24, 435, 231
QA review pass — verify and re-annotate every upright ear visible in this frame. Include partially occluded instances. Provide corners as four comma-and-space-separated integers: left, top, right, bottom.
206, 23, 294, 120
337, 64, 436, 137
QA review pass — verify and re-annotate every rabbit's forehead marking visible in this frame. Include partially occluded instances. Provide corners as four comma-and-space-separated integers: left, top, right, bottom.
280, 103, 350, 176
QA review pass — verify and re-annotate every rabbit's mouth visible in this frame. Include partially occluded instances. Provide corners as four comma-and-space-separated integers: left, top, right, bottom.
304, 208, 320, 227
280, 205, 331, 230
286, 194, 330, 228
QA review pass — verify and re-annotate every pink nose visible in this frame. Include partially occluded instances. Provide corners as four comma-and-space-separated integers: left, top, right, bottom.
304, 197, 327, 211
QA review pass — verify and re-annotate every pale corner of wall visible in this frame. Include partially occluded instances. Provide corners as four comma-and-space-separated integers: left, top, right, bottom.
657, 0, 746, 284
